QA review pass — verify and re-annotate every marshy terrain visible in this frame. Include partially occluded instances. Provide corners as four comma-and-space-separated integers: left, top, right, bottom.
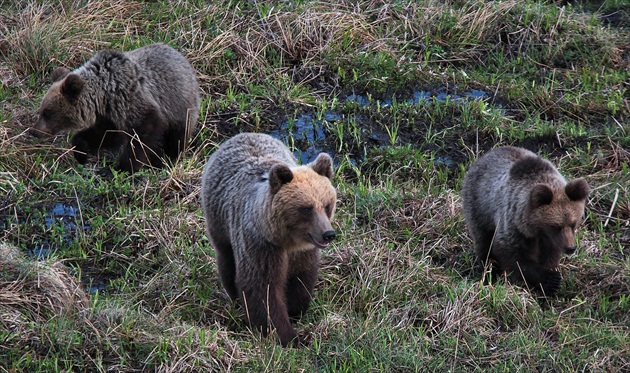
0, 0, 628, 371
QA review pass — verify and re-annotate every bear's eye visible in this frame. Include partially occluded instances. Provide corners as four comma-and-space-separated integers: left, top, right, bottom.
325, 204, 332, 215
299, 206, 313, 215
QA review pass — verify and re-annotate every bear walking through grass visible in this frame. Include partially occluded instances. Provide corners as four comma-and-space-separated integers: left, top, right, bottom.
201, 132, 337, 347
33, 43, 200, 173
461, 146, 589, 294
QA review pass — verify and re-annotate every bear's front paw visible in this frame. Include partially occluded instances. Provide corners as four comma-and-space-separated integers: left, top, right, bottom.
72, 146, 88, 164
71, 137, 90, 164
283, 331, 310, 348
540, 270, 562, 295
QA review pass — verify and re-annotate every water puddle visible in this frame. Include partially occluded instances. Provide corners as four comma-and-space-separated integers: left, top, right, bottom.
346, 89, 489, 107
346, 93, 371, 106
271, 88, 490, 167
29, 202, 90, 259
27, 202, 104, 293
269, 113, 334, 164
84, 277, 108, 294
434, 155, 456, 168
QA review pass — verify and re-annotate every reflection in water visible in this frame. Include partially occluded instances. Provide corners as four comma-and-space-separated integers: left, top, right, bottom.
269, 113, 330, 164
270, 89, 489, 165
28, 202, 106, 293
30, 203, 90, 259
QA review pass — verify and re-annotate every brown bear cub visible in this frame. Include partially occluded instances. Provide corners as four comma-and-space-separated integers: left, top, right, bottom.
33, 43, 200, 173
201, 133, 337, 347
461, 146, 589, 295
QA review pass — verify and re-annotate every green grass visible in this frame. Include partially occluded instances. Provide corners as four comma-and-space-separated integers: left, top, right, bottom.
1, 0, 629, 371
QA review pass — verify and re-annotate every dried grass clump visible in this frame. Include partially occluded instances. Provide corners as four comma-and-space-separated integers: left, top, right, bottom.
262, 5, 387, 65
0, 241, 89, 320
151, 326, 241, 373
1, 0, 144, 77
189, 2, 385, 89
0, 2, 71, 76
0, 126, 22, 191
422, 288, 495, 338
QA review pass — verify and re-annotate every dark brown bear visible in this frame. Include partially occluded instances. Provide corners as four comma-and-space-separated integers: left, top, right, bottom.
461, 146, 589, 294
33, 43, 200, 173
201, 133, 337, 347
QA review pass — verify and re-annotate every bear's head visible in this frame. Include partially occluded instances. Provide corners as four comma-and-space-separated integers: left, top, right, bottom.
268, 153, 337, 251
526, 178, 590, 260
32, 67, 87, 136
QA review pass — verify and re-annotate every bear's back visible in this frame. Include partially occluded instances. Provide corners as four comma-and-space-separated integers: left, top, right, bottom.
462, 147, 532, 207
201, 133, 297, 216
462, 146, 541, 232
75, 43, 200, 128
201, 133, 300, 251
464, 146, 566, 195
125, 44, 200, 122
207, 133, 297, 176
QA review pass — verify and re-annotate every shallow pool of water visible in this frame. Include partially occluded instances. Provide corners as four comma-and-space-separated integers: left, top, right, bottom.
29, 202, 90, 259
270, 88, 491, 165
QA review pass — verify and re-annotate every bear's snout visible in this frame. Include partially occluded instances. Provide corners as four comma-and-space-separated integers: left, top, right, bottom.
564, 246, 576, 255
308, 230, 336, 249
28, 126, 44, 138
30, 118, 51, 138
322, 230, 336, 243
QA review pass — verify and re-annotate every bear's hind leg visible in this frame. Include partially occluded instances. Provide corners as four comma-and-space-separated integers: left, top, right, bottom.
163, 124, 189, 162
215, 244, 238, 301
473, 230, 497, 276
117, 111, 167, 172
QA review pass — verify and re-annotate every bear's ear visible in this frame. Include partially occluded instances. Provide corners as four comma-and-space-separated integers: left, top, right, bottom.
565, 178, 589, 201
61, 73, 84, 100
530, 184, 554, 208
52, 67, 71, 83
269, 164, 293, 194
310, 153, 334, 179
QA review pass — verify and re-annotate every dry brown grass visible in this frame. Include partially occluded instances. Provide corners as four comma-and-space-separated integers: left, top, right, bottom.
183, 2, 389, 93
0, 241, 89, 320
1, 1, 143, 77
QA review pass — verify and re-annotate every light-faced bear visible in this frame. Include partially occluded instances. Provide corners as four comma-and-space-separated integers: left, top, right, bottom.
33, 43, 200, 173
201, 133, 337, 347
461, 146, 589, 294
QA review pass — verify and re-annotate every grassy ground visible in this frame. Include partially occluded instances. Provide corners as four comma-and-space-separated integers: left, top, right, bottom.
1, 0, 629, 371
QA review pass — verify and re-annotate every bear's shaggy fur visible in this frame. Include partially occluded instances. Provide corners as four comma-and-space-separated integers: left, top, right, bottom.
201, 133, 337, 347
461, 146, 589, 294
33, 43, 200, 173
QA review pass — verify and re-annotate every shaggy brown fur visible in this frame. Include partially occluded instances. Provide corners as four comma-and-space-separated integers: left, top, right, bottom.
33, 43, 200, 173
201, 133, 337, 347
461, 146, 589, 294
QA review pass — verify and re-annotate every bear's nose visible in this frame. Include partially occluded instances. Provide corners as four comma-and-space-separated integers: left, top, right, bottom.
322, 230, 336, 243
565, 246, 576, 255
28, 126, 46, 138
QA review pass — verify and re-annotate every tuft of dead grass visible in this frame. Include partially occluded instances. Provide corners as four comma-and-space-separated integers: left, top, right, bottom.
186, 2, 388, 92
1, 1, 143, 78
0, 241, 89, 319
